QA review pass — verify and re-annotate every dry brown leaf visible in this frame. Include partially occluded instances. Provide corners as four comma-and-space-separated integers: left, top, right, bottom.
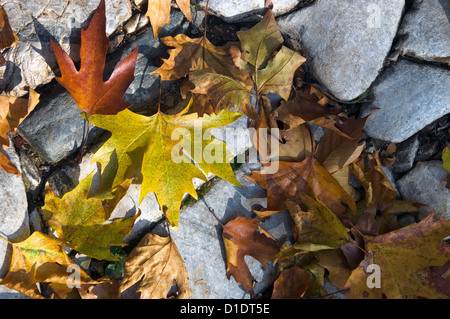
275, 86, 346, 135
350, 151, 424, 218
277, 124, 314, 162
146, 0, 192, 38
120, 233, 192, 299
222, 216, 279, 295
247, 156, 356, 217
154, 34, 239, 81
0, 6, 19, 66
51, 0, 139, 117
0, 88, 40, 174
314, 249, 351, 290
271, 265, 310, 299
0, 232, 92, 299
78, 278, 121, 299
314, 116, 369, 174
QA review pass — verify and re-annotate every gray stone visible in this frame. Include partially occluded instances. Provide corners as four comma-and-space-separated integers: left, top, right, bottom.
29, 208, 44, 234
397, 161, 450, 221
0, 285, 30, 299
361, 59, 450, 143
397, 0, 450, 63
0, 142, 30, 280
18, 152, 42, 195
197, 0, 301, 23
17, 11, 189, 163
123, 13, 150, 35
170, 162, 292, 298
277, 0, 405, 101
392, 134, 420, 175
124, 14, 141, 34
0, 0, 132, 97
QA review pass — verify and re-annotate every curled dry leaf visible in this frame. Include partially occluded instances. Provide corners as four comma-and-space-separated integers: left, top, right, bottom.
276, 124, 314, 163
146, 0, 192, 38
154, 34, 239, 81
222, 216, 279, 295
0, 88, 40, 174
0, 232, 92, 299
51, 0, 139, 117
350, 150, 424, 227
0, 6, 19, 66
78, 278, 121, 299
120, 233, 192, 299
314, 116, 369, 174
274, 86, 344, 133
271, 265, 310, 299
247, 156, 356, 216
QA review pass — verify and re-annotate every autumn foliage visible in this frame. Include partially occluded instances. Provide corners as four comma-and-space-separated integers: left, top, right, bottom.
0, 0, 449, 300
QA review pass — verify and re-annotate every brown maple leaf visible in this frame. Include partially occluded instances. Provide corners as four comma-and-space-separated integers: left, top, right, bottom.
120, 233, 192, 299
51, 0, 139, 117
153, 33, 239, 81
314, 115, 369, 175
271, 265, 310, 299
274, 86, 347, 135
222, 216, 279, 295
247, 156, 356, 217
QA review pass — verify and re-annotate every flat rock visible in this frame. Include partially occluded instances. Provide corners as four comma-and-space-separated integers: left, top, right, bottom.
361, 59, 450, 143
277, 0, 405, 101
0, 0, 132, 97
170, 162, 292, 298
17, 11, 189, 163
396, 0, 450, 63
197, 0, 301, 22
397, 161, 450, 221
0, 285, 30, 299
0, 143, 30, 280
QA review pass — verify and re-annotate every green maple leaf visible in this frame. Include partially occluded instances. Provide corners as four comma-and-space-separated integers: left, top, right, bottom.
88, 102, 241, 226
42, 172, 139, 261
344, 214, 450, 299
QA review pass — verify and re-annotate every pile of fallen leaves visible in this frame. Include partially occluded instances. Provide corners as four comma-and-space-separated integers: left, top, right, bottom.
0, 0, 449, 299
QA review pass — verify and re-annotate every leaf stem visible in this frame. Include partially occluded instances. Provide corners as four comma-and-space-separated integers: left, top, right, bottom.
207, 207, 224, 228
77, 113, 91, 162
0, 232, 12, 244
158, 75, 162, 113
162, 207, 172, 239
